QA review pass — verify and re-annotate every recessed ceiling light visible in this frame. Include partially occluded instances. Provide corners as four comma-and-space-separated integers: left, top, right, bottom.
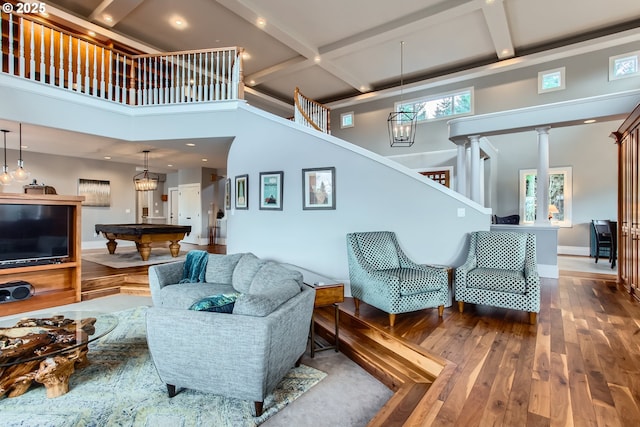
41, 12, 49, 17
256, 17, 266, 28
584, 119, 597, 124
249, 80, 256, 86
202, 158, 208, 162
88, 31, 96, 37
314, 55, 321, 63
167, 164, 173, 167
485, 0, 496, 4
170, 16, 188, 30
103, 15, 113, 23
103, 156, 111, 160
186, 143, 195, 147
242, 52, 251, 60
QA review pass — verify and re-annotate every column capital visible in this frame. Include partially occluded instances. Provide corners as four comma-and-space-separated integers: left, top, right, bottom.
468, 134, 482, 142
535, 126, 551, 135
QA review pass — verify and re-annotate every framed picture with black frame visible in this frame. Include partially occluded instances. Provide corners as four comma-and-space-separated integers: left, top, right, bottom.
302, 167, 335, 210
225, 178, 231, 210
235, 174, 248, 210
259, 171, 283, 210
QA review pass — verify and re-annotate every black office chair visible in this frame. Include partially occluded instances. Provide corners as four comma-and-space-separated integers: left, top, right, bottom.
592, 220, 613, 265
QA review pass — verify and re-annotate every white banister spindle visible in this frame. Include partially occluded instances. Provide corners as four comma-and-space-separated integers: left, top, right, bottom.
100, 48, 106, 98
106, 50, 112, 99
58, 31, 64, 88
29, 20, 35, 79
137, 58, 142, 105
154, 57, 158, 104
92, 45, 98, 96
39, 25, 45, 82
169, 55, 178, 104
180, 55, 185, 103
186, 53, 191, 102
49, 28, 55, 84
196, 52, 202, 101
8, 14, 14, 75
142, 57, 147, 104
227, 50, 232, 99
123, 56, 128, 104
69, 36, 74, 90
84, 41, 90, 94
114, 53, 119, 102
19, 18, 26, 77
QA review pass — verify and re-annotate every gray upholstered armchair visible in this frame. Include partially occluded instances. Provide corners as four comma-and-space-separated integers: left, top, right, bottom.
455, 231, 540, 324
346, 231, 450, 327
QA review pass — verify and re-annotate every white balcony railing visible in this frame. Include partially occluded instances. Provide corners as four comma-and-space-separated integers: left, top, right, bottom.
0, 14, 244, 106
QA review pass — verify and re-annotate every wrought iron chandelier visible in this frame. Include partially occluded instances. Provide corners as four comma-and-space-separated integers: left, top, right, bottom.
133, 150, 159, 191
388, 41, 418, 147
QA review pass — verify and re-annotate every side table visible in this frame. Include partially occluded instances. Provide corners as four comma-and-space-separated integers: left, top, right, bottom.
306, 282, 344, 357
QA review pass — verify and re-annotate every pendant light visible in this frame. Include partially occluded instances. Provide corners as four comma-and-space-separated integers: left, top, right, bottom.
11, 123, 30, 182
133, 150, 159, 191
0, 129, 12, 185
388, 41, 418, 147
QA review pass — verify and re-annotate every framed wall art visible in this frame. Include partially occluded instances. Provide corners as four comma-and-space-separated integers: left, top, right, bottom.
235, 174, 248, 210
259, 171, 283, 210
302, 167, 335, 210
78, 178, 111, 207
225, 178, 231, 210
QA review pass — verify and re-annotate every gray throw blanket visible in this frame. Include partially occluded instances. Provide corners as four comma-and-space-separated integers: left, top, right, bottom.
179, 250, 209, 283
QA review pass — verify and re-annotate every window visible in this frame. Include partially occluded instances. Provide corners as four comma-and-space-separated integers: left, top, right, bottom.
519, 167, 572, 227
538, 67, 565, 93
340, 111, 354, 128
395, 88, 473, 123
609, 51, 640, 81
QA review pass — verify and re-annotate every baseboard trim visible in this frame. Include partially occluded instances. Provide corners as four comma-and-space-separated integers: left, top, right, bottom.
538, 264, 559, 279
558, 246, 589, 256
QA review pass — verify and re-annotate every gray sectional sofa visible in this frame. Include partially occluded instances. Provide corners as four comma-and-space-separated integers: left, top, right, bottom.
145, 252, 315, 416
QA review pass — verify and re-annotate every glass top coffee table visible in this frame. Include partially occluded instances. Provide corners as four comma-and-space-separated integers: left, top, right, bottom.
0, 311, 118, 398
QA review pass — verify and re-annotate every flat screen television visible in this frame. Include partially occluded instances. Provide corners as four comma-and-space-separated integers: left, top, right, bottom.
0, 204, 71, 267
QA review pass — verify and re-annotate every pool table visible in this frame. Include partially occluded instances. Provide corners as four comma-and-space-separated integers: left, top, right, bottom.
94, 224, 192, 261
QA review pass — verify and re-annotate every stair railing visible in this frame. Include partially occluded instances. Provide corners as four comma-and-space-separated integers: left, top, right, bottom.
294, 87, 331, 134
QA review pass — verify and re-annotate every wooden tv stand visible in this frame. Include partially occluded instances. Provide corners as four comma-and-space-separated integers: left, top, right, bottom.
0, 193, 84, 316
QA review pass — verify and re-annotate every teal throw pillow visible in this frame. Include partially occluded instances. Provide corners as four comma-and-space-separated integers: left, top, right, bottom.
189, 293, 240, 313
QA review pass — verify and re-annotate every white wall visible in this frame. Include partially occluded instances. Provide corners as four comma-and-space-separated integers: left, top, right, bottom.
331, 41, 640, 251
226, 111, 490, 286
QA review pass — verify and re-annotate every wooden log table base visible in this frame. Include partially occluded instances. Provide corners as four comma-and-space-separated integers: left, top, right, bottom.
0, 316, 95, 398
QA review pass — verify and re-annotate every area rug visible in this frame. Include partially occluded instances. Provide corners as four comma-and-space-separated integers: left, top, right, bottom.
0, 306, 326, 427
82, 247, 187, 269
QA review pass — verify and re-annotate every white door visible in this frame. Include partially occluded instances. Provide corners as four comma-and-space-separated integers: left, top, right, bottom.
168, 187, 179, 225
178, 183, 201, 244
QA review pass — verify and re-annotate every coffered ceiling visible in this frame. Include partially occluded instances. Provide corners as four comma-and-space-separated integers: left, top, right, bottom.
3, 0, 640, 171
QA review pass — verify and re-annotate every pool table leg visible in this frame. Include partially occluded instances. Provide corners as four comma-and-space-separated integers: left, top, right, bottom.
169, 240, 181, 257
138, 243, 151, 261
106, 238, 117, 254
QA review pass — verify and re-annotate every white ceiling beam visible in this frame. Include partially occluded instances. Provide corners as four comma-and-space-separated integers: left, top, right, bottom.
217, 0, 372, 92
89, 0, 145, 28
480, 0, 515, 60
231, 0, 481, 94
320, 0, 479, 59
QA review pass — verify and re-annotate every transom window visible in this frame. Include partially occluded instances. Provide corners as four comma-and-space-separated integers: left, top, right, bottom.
609, 51, 640, 81
538, 67, 565, 93
395, 88, 473, 123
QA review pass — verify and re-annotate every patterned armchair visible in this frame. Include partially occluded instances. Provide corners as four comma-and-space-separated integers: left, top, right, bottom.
455, 231, 540, 324
346, 231, 450, 327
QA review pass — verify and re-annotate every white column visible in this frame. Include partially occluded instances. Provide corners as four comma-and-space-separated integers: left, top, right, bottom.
456, 143, 467, 196
535, 127, 551, 224
469, 135, 481, 204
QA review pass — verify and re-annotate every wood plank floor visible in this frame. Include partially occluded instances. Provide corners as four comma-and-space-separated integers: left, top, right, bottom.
319, 271, 640, 427
80, 250, 640, 427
